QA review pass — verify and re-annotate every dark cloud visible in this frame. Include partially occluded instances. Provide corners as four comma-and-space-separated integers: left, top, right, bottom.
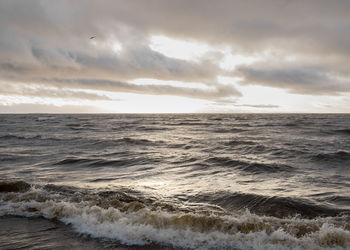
0, 43, 220, 83
237, 63, 350, 95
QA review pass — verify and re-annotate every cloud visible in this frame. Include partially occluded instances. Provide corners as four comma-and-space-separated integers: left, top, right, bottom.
0, 0, 235, 101
0, 103, 103, 113
33, 78, 241, 100
0, 82, 112, 100
236, 62, 350, 95
2, 0, 350, 57
1, 0, 350, 105
237, 104, 279, 109
0, 44, 221, 83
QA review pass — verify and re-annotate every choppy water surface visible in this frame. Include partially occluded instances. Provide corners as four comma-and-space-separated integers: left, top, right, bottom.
0, 114, 349, 249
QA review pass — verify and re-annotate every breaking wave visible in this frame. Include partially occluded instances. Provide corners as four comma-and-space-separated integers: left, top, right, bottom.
0, 181, 349, 249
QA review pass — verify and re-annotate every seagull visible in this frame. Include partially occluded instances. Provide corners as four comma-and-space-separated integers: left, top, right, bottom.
90, 36, 96, 40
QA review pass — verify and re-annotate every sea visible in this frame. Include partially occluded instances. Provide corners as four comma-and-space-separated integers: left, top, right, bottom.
0, 113, 349, 250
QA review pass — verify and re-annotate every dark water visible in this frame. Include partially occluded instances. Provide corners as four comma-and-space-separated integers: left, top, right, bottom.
0, 114, 349, 249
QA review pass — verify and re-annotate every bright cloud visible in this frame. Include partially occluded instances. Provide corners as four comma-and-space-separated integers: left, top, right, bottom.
150, 35, 210, 62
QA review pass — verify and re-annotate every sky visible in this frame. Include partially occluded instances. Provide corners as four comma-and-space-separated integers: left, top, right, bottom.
1, 0, 350, 113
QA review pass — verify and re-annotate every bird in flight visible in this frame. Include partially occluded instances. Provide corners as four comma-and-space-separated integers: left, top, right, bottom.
90, 36, 96, 39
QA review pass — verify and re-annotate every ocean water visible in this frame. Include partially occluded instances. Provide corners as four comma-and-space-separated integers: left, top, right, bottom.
0, 113, 349, 249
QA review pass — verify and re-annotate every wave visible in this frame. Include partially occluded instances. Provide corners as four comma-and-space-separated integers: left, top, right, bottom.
0, 153, 26, 162
284, 122, 299, 127
316, 195, 350, 208
66, 123, 82, 127
334, 128, 350, 135
167, 143, 190, 149
236, 144, 274, 155
119, 137, 163, 145
172, 157, 200, 165
190, 191, 346, 219
212, 128, 247, 133
136, 126, 170, 131
89, 137, 165, 147
208, 117, 225, 121
313, 151, 350, 162
65, 122, 101, 131
0, 134, 43, 140
37, 116, 57, 121
0, 181, 349, 249
0, 134, 66, 141
205, 157, 294, 174
0, 181, 31, 193
224, 140, 256, 147
54, 156, 158, 168
165, 122, 213, 126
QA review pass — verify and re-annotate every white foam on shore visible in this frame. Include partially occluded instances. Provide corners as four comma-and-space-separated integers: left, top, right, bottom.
0, 187, 349, 250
